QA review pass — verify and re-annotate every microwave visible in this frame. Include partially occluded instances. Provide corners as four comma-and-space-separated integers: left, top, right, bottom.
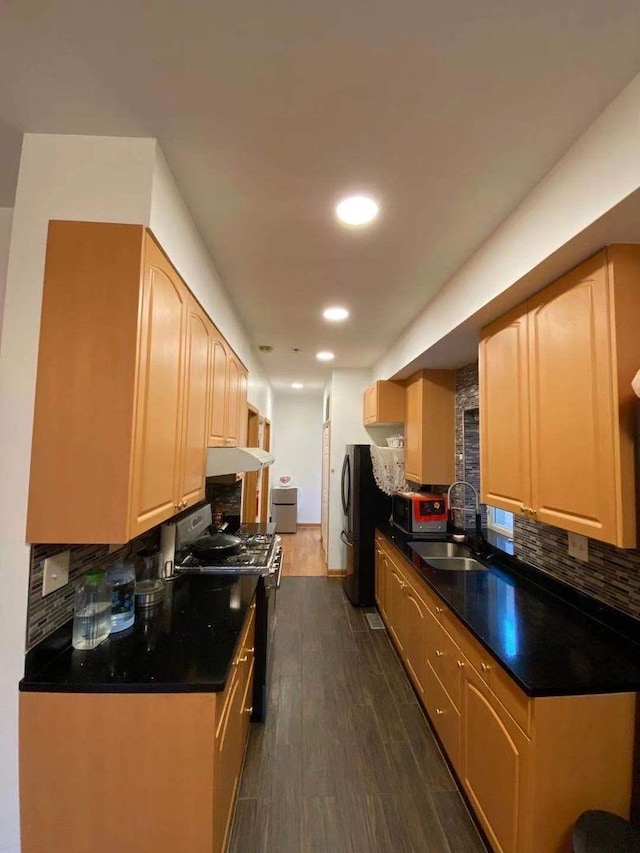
391, 491, 448, 535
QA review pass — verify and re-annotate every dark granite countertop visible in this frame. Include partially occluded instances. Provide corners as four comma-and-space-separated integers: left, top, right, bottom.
377, 522, 640, 697
20, 574, 259, 693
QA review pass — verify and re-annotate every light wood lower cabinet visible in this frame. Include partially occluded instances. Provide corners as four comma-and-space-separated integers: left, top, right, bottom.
375, 533, 636, 853
20, 605, 255, 853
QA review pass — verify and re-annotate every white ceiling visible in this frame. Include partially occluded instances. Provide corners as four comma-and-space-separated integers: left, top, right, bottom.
0, 0, 639, 391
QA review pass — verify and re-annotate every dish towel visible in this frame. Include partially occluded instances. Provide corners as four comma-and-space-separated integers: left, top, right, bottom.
370, 445, 407, 495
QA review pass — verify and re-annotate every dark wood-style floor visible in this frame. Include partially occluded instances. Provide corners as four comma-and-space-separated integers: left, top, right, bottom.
229, 577, 487, 852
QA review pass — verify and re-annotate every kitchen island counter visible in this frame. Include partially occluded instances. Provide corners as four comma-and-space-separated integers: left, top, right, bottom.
377, 522, 640, 697
20, 573, 259, 693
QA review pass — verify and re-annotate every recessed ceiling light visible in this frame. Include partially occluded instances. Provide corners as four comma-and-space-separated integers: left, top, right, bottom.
291, 382, 304, 389
323, 306, 349, 322
316, 351, 335, 362
335, 194, 379, 226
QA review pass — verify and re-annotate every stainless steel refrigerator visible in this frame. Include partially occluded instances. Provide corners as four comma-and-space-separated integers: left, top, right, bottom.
341, 444, 391, 606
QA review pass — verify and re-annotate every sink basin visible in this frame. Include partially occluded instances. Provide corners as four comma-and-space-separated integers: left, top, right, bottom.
422, 557, 489, 572
409, 541, 471, 559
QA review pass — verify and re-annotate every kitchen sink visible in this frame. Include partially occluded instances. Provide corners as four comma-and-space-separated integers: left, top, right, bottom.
409, 541, 471, 559
420, 556, 489, 572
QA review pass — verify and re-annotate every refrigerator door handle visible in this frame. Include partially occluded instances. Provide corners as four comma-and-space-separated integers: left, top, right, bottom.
340, 530, 354, 547
341, 454, 351, 516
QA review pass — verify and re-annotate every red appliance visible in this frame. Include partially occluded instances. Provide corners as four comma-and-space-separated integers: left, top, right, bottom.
391, 491, 448, 536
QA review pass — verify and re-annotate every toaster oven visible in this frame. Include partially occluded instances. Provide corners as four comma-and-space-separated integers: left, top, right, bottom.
391, 491, 448, 535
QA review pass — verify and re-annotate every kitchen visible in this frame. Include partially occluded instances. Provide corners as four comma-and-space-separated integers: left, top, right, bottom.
2, 5, 640, 853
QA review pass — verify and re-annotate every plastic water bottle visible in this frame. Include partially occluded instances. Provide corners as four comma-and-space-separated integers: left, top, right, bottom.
106, 560, 136, 632
72, 571, 112, 650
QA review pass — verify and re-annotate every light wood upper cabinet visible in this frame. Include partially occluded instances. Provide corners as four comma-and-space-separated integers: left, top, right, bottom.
480, 246, 640, 547
207, 333, 249, 449
208, 329, 229, 447
479, 305, 531, 517
178, 297, 211, 509
129, 236, 189, 537
362, 380, 405, 425
404, 370, 456, 485
27, 221, 245, 544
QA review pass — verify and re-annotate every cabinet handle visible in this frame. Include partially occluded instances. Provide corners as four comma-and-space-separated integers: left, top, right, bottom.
247, 647, 254, 654
457, 660, 465, 668
481, 662, 491, 672
435, 650, 443, 657
520, 504, 526, 513
238, 655, 248, 663
435, 606, 444, 614
528, 507, 536, 517
174, 503, 179, 511
244, 705, 253, 714
436, 709, 444, 716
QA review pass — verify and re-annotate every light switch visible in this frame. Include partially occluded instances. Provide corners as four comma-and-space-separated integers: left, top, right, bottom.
42, 550, 70, 596
568, 532, 589, 562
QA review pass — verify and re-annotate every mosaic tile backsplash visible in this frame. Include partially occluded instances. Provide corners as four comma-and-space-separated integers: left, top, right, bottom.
27, 528, 160, 650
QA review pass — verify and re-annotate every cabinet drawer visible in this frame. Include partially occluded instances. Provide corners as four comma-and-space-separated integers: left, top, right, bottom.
424, 661, 461, 771
456, 626, 531, 736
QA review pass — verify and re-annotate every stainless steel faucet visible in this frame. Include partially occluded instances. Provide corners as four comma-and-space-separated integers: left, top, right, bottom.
446, 480, 482, 537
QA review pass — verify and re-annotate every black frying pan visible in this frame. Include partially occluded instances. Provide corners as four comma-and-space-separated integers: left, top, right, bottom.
190, 533, 242, 561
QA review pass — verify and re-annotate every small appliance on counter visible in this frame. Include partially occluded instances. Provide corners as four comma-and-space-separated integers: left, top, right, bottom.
391, 490, 448, 537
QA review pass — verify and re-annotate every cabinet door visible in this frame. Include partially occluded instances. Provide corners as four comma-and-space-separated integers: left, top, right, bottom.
461, 661, 531, 853
237, 367, 249, 447
480, 305, 531, 517
375, 544, 389, 622
528, 253, 617, 542
208, 330, 228, 447
225, 354, 241, 446
213, 674, 242, 853
178, 298, 209, 509
404, 583, 427, 698
404, 375, 422, 482
363, 384, 374, 425
387, 563, 407, 653
130, 236, 187, 536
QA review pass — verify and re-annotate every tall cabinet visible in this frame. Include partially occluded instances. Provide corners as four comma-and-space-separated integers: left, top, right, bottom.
480, 246, 640, 547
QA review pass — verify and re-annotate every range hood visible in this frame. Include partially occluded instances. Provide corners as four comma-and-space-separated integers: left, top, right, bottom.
206, 446, 275, 477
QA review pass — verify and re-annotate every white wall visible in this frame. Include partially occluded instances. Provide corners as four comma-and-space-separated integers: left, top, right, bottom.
0, 134, 273, 853
0, 134, 156, 853
150, 147, 272, 419
270, 393, 324, 523
327, 370, 373, 570
374, 73, 640, 380
0, 209, 13, 350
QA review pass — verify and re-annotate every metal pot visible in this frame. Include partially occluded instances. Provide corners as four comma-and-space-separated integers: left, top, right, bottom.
189, 532, 242, 560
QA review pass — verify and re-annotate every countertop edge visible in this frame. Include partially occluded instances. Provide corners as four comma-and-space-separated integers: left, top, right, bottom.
376, 524, 640, 698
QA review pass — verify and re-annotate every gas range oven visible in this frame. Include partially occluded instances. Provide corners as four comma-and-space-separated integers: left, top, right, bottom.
160, 503, 282, 722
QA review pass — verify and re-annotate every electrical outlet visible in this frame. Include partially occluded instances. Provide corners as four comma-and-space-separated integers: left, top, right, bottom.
568, 532, 589, 562
42, 550, 70, 596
